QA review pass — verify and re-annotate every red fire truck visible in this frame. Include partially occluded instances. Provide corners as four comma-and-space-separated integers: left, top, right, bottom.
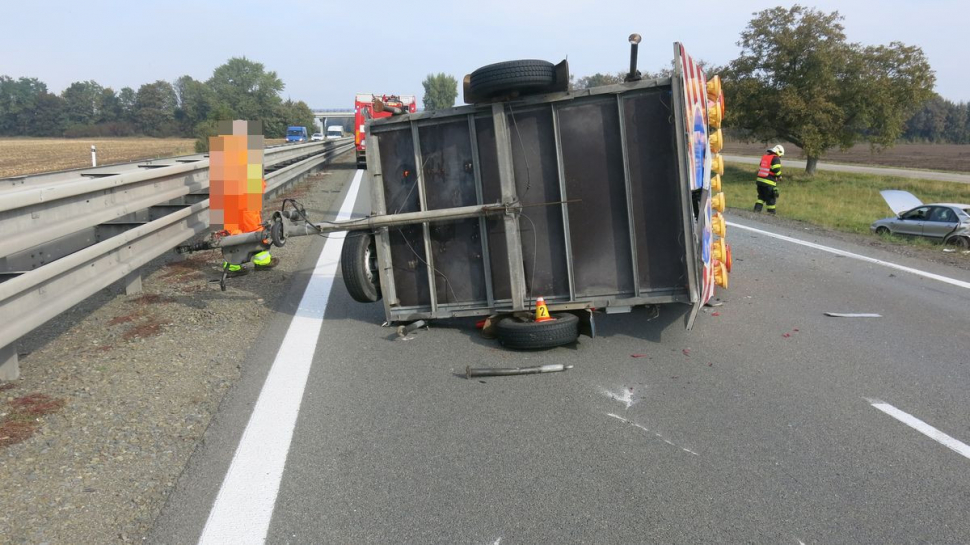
354, 93, 417, 167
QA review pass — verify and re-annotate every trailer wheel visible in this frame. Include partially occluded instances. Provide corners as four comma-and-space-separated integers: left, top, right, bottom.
495, 312, 579, 350
469, 60, 556, 100
341, 231, 382, 303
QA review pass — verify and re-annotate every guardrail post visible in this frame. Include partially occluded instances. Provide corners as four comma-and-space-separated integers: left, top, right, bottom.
0, 344, 18, 381
124, 269, 143, 295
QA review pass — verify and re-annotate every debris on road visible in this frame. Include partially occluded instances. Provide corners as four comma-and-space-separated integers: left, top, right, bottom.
396, 320, 428, 340
824, 312, 882, 318
630, 354, 648, 358
465, 363, 572, 379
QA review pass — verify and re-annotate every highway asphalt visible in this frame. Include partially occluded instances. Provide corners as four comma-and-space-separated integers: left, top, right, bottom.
151, 166, 970, 544
724, 154, 970, 184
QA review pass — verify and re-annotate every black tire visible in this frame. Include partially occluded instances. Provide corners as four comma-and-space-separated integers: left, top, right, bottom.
495, 312, 579, 350
341, 231, 382, 303
875, 226, 891, 236
946, 235, 970, 249
469, 60, 556, 99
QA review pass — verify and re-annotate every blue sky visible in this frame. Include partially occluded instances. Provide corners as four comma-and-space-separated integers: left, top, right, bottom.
3, 0, 966, 108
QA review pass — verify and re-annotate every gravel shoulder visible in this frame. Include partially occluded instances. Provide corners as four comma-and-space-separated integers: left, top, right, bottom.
0, 153, 356, 544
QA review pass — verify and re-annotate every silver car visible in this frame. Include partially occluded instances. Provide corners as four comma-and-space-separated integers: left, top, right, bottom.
871, 190, 970, 249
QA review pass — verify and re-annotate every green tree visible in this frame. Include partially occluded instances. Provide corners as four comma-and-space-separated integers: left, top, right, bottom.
61, 80, 104, 126
573, 72, 625, 90
725, 5, 935, 174
275, 99, 316, 138
97, 88, 122, 124
206, 57, 284, 126
134, 80, 178, 136
174, 75, 213, 134
30, 92, 66, 136
118, 87, 137, 123
421, 73, 458, 111
0, 76, 49, 135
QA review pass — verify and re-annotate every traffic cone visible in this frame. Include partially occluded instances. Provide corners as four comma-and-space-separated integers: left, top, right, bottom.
535, 296, 553, 322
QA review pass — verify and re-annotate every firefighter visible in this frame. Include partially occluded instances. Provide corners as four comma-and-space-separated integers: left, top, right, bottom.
754, 144, 784, 214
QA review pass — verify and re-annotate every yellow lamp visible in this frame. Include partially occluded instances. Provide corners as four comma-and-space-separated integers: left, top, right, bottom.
710, 173, 721, 192
711, 153, 724, 176
712, 192, 725, 213
714, 261, 728, 289
708, 100, 722, 128
709, 129, 723, 153
712, 212, 726, 237
706, 75, 721, 102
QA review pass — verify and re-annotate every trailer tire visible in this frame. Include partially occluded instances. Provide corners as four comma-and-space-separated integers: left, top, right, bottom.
495, 312, 579, 350
469, 60, 556, 100
341, 231, 382, 303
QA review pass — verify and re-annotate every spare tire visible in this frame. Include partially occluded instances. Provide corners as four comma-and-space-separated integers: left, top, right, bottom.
495, 312, 579, 350
341, 231, 382, 303
469, 60, 556, 99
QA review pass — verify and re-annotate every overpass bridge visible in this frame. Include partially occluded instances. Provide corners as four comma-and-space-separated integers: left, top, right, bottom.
312, 109, 354, 134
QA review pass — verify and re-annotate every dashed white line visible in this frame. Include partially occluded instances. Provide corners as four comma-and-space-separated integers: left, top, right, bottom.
198, 169, 363, 544
727, 221, 970, 291
869, 400, 970, 460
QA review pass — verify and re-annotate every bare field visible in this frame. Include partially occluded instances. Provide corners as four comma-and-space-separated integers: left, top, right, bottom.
723, 141, 970, 173
0, 137, 197, 178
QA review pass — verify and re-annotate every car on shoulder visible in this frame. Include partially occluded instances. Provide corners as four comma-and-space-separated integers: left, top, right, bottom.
871, 190, 970, 249
310, 133, 325, 141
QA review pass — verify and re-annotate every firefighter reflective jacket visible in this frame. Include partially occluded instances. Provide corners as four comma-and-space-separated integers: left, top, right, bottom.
757, 153, 782, 185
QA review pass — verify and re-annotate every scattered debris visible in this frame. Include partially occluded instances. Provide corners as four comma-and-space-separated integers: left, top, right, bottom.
465, 363, 572, 378
682, 348, 691, 357
711, 312, 720, 317
600, 386, 639, 409
705, 299, 724, 307
630, 354, 648, 358
396, 320, 428, 340
782, 333, 791, 338
943, 248, 956, 253
0, 393, 67, 449
824, 312, 882, 318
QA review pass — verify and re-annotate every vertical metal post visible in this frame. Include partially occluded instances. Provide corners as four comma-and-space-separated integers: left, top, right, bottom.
616, 95, 641, 297
0, 343, 18, 381
551, 105, 576, 301
91, 145, 97, 167
467, 114, 495, 307
410, 122, 438, 314
491, 103, 527, 311
124, 269, 143, 295
367, 131, 399, 314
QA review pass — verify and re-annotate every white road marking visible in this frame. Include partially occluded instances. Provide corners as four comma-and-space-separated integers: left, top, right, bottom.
199, 169, 364, 544
869, 400, 970, 460
606, 413, 699, 456
727, 221, 970, 291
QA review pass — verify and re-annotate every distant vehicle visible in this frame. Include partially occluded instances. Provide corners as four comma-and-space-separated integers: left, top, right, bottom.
354, 94, 416, 167
285, 126, 308, 143
310, 132, 325, 141
326, 125, 343, 140
871, 190, 970, 248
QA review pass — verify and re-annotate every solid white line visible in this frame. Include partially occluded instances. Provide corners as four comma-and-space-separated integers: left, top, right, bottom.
870, 401, 970, 460
199, 169, 364, 545
727, 221, 970, 290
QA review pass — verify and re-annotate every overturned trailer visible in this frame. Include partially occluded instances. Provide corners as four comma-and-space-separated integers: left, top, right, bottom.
351, 42, 730, 334
188, 41, 731, 346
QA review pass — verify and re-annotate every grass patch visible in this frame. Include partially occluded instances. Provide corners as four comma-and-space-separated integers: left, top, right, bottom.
722, 163, 970, 236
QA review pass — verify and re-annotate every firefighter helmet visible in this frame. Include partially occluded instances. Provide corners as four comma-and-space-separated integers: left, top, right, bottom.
769, 144, 785, 156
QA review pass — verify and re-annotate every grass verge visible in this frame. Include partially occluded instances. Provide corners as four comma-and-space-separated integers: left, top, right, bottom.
722, 162, 970, 241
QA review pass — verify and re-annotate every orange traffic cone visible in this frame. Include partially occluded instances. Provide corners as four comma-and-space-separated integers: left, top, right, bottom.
535, 296, 553, 322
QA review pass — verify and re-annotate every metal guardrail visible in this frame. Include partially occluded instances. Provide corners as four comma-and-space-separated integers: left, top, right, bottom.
0, 138, 353, 379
